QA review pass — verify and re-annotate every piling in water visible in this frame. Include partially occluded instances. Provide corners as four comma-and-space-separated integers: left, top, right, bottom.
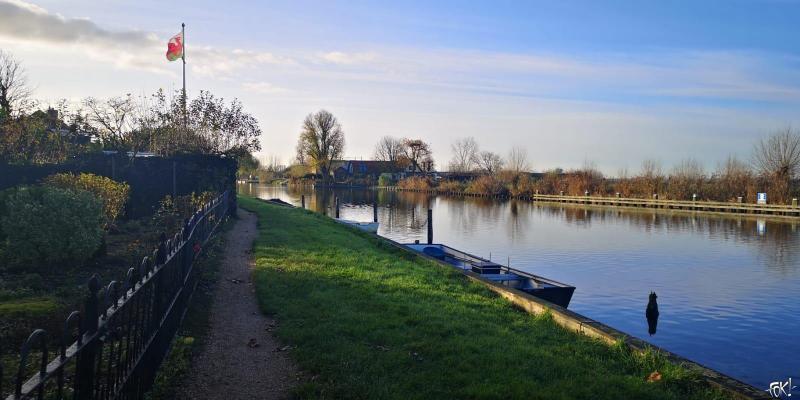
427, 209, 433, 244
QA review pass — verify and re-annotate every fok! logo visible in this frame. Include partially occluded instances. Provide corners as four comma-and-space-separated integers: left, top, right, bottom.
767, 378, 797, 398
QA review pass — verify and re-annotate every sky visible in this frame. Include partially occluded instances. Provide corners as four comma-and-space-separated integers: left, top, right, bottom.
1, 0, 799, 174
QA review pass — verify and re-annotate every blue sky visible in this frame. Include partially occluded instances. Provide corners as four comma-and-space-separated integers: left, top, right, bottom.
1, 0, 799, 173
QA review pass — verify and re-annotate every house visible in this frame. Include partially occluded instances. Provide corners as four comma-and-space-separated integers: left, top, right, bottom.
317, 160, 405, 183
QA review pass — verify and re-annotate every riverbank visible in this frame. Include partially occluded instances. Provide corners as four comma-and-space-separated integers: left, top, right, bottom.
239, 196, 732, 399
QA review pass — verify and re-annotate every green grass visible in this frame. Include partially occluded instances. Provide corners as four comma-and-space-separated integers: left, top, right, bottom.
0, 297, 59, 317
239, 196, 726, 400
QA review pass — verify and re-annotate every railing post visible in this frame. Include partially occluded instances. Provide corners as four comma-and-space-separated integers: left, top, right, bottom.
75, 274, 101, 400
427, 209, 433, 244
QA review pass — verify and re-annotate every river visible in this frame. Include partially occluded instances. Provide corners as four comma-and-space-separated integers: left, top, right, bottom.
240, 183, 800, 389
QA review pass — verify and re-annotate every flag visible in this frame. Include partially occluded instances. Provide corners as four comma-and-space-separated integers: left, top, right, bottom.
166, 32, 183, 61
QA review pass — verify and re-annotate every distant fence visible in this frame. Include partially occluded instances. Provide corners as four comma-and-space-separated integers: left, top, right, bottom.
0, 153, 237, 218
1, 190, 231, 400
384, 187, 800, 218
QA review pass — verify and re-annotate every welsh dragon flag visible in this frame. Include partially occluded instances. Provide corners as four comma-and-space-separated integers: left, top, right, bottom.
166, 32, 183, 61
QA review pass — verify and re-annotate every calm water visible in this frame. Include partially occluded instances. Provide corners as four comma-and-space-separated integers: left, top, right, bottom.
241, 184, 800, 389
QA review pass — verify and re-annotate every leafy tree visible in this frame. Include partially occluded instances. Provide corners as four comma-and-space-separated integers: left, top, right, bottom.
186, 91, 262, 156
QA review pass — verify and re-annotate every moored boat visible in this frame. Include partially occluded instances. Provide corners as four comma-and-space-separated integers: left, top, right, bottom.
405, 243, 575, 308
336, 219, 379, 233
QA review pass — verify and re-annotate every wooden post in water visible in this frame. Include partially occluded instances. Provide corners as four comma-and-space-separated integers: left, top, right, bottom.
373, 201, 378, 222
301, 195, 305, 209
335, 197, 340, 219
427, 209, 433, 244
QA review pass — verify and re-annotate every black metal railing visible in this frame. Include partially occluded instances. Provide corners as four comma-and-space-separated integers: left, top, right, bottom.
2, 190, 231, 400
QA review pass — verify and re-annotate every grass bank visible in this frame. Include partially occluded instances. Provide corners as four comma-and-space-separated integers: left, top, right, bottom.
239, 196, 725, 400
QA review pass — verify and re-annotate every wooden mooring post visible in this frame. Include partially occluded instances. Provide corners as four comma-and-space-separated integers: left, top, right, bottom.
427, 209, 433, 244
373, 201, 378, 223
301, 195, 305, 209
335, 197, 340, 219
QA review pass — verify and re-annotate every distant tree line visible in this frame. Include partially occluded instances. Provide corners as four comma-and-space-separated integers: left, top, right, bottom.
393, 130, 800, 205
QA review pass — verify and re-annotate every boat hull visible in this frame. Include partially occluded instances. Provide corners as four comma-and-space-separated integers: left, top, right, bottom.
405, 243, 575, 308
336, 219, 379, 233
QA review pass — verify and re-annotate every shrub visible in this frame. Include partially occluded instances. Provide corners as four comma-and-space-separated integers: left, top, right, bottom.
378, 173, 395, 187
1, 186, 104, 268
154, 191, 218, 233
437, 180, 465, 193
510, 174, 536, 197
44, 173, 130, 227
398, 176, 432, 190
466, 175, 510, 196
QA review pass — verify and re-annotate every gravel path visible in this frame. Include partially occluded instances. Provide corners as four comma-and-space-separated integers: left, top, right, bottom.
181, 209, 298, 399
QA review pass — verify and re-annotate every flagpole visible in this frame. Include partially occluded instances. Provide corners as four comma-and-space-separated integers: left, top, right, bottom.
182, 22, 187, 131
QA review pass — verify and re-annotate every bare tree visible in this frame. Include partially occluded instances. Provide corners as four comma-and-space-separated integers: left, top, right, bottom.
0, 50, 32, 117
668, 157, 706, 199
264, 154, 284, 172
373, 136, 404, 163
296, 110, 345, 183
84, 95, 137, 152
752, 128, 800, 180
402, 138, 433, 172
506, 146, 530, 173
714, 154, 753, 201
640, 159, 663, 178
639, 159, 664, 195
477, 151, 504, 174
449, 137, 479, 172
752, 128, 800, 202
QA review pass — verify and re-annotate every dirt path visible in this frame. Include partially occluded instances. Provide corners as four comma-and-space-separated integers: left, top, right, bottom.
181, 209, 298, 399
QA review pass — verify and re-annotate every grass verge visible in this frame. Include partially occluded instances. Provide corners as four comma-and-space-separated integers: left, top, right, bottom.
239, 196, 725, 400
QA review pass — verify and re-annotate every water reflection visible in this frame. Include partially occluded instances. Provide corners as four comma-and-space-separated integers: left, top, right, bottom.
240, 184, 800, 389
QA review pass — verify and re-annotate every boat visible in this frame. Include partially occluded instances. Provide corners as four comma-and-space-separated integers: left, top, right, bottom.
404, 243, 575, 308
336, 219, 379, 233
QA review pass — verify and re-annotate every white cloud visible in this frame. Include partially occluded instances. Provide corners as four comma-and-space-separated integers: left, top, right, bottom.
318, 51, 377, 65
0, 0, 296, 77
241, 81, 289, 94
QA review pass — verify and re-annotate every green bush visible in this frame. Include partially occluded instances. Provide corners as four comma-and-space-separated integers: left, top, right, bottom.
378, 173, 395, 187
1, 186, 104, 268
153, 191, 217, 233
44, 172, 130, 227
